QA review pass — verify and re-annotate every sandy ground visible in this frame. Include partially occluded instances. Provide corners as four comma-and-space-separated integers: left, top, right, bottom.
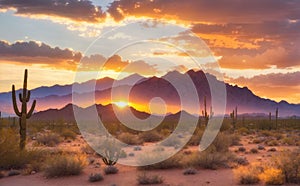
0, 134, 297, 186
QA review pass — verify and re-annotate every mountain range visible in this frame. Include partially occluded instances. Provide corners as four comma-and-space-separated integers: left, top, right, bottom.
0, 70, 299, 117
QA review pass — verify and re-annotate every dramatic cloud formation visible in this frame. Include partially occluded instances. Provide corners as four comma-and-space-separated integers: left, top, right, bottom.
107, 0, 300, 23
0, 0, 106, 23
0, 40, 82, 70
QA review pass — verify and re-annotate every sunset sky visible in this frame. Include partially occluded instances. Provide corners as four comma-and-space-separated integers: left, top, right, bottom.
0, 0, 300, 104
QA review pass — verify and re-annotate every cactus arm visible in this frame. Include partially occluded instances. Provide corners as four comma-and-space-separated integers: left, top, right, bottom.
12, 85, 21, 117
19, 93, 23, 102
26, 91, 31, 102
26, 100, 36, 119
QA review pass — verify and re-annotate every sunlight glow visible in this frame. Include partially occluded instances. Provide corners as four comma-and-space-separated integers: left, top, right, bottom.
113, 101, 129, 108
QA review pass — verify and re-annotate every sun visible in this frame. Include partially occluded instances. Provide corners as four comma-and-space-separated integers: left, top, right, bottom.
113, 101, 129, 108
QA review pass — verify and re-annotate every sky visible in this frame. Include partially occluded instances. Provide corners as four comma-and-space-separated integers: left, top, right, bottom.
0, 0, 300, 104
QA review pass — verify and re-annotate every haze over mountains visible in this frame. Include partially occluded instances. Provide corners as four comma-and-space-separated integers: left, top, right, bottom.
0, 70, 299, 117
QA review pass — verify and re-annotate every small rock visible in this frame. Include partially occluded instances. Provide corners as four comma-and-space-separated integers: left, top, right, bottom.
31, 171, 36, 175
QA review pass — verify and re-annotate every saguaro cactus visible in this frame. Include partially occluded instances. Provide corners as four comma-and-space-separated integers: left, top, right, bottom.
202, 96, 209, 126
12, 69, 36, 150
230, 106, 238, 129
275, 108, 279, 130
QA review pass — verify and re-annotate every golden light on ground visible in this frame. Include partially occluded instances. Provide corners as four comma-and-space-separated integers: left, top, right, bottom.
113, 101, 129, 108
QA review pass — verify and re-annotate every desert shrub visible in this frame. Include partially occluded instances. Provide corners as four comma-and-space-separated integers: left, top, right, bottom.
250, 148, 258, 154
153, 146, 165, 152
233, 156, 249, 166
81, 144, 95, 154
139, 131, 162, 142
274, 150, 300, 183
257, 145, 265, 150
238, 147, 246, 152
260, 130, 273, 137
160, 136, 181, 147
159, 129, 171, 137
60, 129, 77, 140
134, 146, 142, 151
186, 129, 203, 146
234, 163, 262, 184
259, 168, 284, 185
189, 147, 233, 170
0, 171, 5, 178
8, 170, 21, 176
89, 173, 103, 182
139, 151, 183, 170
44, 154, 87, 178
119, 150, 127, 158
36, 132, 61, 147
281, 137, 295, 145
183, 168, 197, 175
268, 147, 277, 152
104, 165, 119, 174
266, 140, 279, 146
210, 132, 231, 152
237, 127, 250, 135
118, 133, 142, 145
229, 134, 241, 146
137, 172, 163, 185
0, 128, 45, 170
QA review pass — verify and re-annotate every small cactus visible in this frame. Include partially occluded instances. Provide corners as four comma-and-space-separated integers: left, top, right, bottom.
100, 138, 119, 166
202, 96, 213, 126
12, 69, 36, 150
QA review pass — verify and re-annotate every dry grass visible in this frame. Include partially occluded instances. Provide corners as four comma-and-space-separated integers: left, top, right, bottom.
44, 154, 87, 178
118, 133, 143, 145
259, 167, 284, 185
0, 128, 45, 170
137, 172, 164, 185
234, 163, 262, 184
36, 132, 62, 147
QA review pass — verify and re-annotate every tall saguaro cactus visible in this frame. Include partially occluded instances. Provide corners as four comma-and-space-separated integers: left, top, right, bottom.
230, 106, 238, 129
12, 69, 36, 150
275, 108, 279, 130
202, 96, 209, 126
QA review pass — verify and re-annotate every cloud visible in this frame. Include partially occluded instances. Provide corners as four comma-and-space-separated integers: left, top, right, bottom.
0, 0, 106, 23
218, 46, 300, 69
107, 0, 300, 23
79, 54, 160, 75
231, 72, 300, 87
0, 40, 82, 70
